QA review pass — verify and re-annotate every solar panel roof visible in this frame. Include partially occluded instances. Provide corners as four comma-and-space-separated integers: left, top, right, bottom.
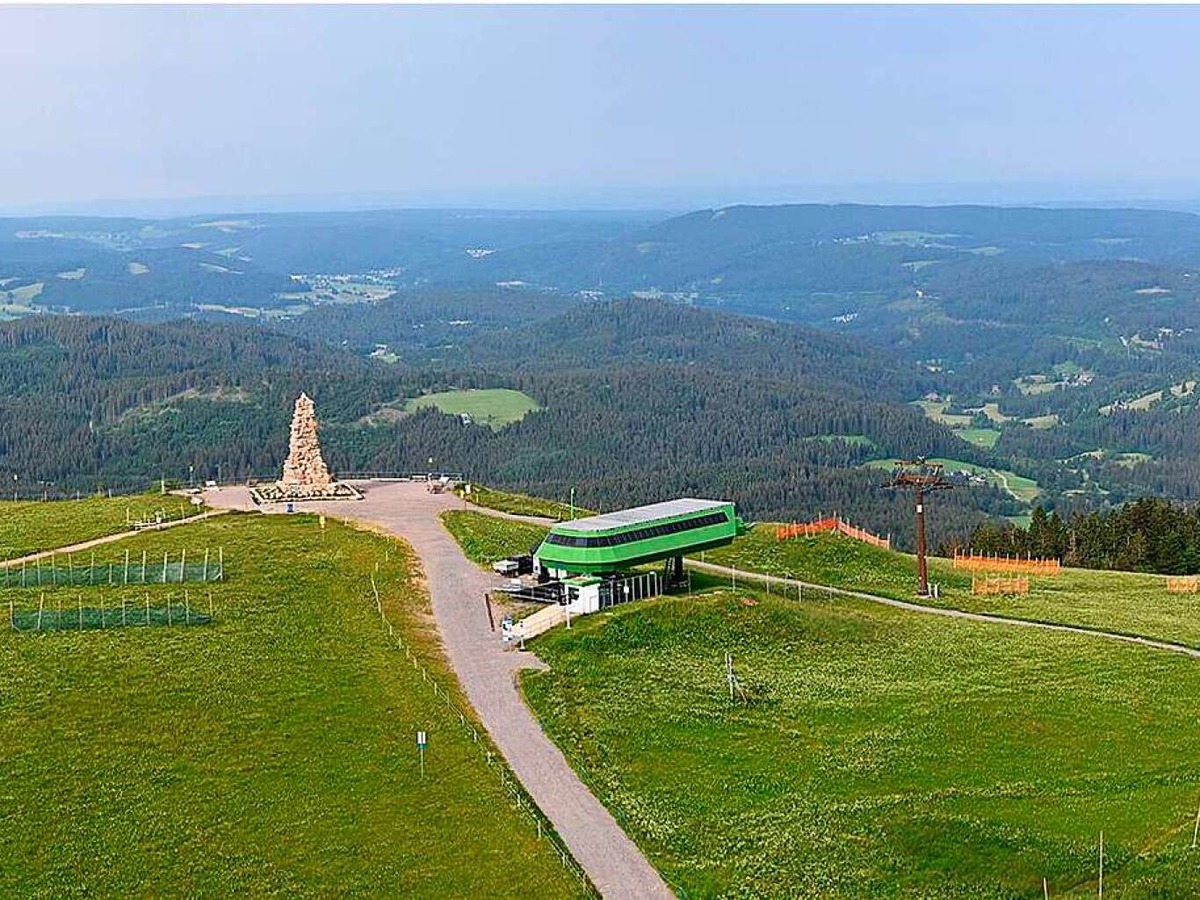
553, 498, 730, 533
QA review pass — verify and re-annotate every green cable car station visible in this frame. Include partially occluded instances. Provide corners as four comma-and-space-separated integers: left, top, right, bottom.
522, 498, 746, 617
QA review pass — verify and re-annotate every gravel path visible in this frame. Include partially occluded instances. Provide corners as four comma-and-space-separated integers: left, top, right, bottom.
1, 509, 230, 568
205, 482, 672, 900
688, 559, 1200, 660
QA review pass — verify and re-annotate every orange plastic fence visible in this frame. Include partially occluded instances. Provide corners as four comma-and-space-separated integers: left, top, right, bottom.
953, 551, 1061, 575
776, 516, 891, 550
1166, 577, 1199, 594
972, 575, 1030, 595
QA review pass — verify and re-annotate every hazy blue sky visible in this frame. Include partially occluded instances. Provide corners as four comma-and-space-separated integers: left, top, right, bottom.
4, 5, 1200, 213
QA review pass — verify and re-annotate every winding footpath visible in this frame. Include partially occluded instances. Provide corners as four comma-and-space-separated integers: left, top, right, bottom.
205, 482, 672, 900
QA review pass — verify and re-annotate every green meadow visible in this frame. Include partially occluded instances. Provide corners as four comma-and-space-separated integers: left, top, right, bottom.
0, 512, 579, 897
708, 526, 1200, 648
405, 388, 540, 429
524, 589, 1200, 897
0, 493, 199, 561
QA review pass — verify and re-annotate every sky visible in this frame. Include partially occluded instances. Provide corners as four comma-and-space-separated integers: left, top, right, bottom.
4, 4, 1200, 214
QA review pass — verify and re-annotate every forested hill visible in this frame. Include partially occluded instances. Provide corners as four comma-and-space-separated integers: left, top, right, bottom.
437, 297, 935, 402
0, 305, 1004, 548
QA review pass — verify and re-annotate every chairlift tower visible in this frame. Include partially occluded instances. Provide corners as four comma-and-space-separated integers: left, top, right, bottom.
883, 458, 954, 598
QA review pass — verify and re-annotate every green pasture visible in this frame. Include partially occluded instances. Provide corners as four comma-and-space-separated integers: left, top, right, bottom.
405, 388, 540, 429
913, 399, 973, 427
0, 493, 200, 562
525, 589, 1200, 897
956, 427, 1001, 449
463, 484, 588, 520
708, 527, 1200, 648
0, 513, 579, 897
441, 510, 548, 567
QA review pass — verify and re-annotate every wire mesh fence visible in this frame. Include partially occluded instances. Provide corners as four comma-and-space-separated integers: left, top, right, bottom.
364, 566, 596, 895
0, 549, 224, 588
8, 592, 215, 633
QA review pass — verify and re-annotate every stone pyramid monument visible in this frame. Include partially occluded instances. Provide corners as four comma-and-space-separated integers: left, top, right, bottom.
280, 393, 333, 487
250, 393, 361, 504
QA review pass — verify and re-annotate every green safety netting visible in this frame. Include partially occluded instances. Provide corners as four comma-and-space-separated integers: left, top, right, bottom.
9, 601, 213, 632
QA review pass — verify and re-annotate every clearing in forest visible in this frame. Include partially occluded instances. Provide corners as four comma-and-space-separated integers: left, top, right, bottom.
405, 388, 541, 429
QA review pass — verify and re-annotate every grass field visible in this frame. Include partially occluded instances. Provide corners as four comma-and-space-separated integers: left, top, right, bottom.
441, 510, 548, 567
463, 484, 588, 520
405, 388, 540, 429
867, 457, 1040, 502
956, 427, 1001, 448
1023, 414, 1060, 429
980, 402, 1012, 423
708, 527, 1200, 648
524, 589, 1200, 897
0, 513, 579, 897
0, 494, 201, 561
913, 399, 973, 427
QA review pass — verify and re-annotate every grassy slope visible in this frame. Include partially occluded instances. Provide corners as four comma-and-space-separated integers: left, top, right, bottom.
405, 388, 540, 429
957, 427, 1001, 449
0, 494, 199, 561
524, 590, 1200, 897
0, 513, 578, 898
441, 510, 548, 567
463, 484, 589, 520
708, 527, 1200, 648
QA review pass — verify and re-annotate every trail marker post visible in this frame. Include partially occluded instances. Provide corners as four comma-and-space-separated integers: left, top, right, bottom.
417, 730, 428, 779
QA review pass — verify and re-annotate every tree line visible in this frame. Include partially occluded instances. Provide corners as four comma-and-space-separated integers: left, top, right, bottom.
961, 498, 1200, 574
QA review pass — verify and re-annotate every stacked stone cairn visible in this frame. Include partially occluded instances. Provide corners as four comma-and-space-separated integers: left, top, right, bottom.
251, 393, 361, 503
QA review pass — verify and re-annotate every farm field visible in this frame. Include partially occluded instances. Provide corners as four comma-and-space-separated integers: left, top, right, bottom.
956, 427, 1001, 448
0, 493, 201, 562
913, 399, 973, 427
0, 512, 578, 898
707, 527, 1200, 648
405, 388, 540, 429
441, 510, 548, 567
524, 588, 1200, 897
866, 457, 1040, 502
